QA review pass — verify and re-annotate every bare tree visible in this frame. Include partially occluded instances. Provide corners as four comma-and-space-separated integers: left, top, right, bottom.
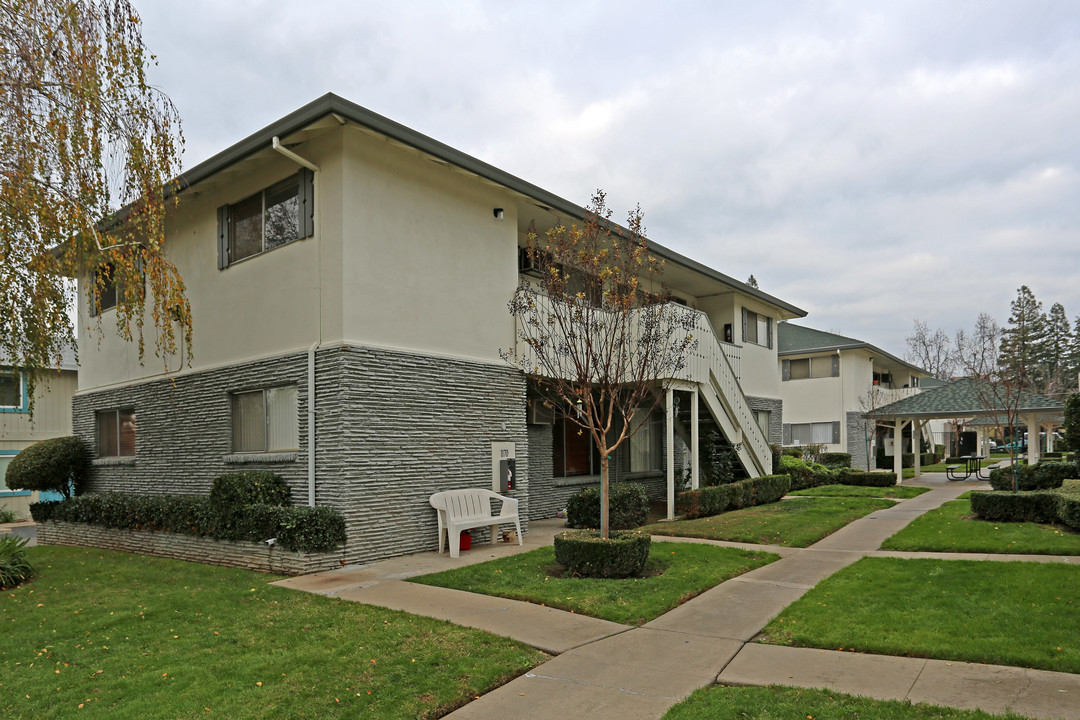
503, 192, 696, 538
905, 319, 955, 380
857, 384, 890, 471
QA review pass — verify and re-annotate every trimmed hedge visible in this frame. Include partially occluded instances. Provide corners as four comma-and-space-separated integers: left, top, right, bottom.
837, 470, 897, 487
30, 492, 346, 553
209, 471, 292, 507
819, 452, 852, 469
566, 482, 649, 530
970, 490, 1062, 524
4, 436, 89, 499
778, 455, 833, 491
553, 528, 651, 578
1057, 493, 1080, 529
988, 462, 1072, 492
675, 474, 791, 520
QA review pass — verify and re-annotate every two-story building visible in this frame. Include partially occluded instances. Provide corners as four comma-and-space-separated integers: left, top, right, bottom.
777, 323, 932, 471
1, 348, 78, 519
73, 94, 806, 567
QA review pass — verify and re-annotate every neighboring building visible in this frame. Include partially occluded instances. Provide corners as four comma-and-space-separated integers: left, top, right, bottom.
73, 94, 806, 568
777, 323, 932, 470
1, 348, 78, 519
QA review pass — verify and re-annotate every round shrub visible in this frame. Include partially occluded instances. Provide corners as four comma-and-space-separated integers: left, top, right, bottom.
553, 529, 651, 578
209, 472, 292, 507
566, 482, 649, 530
4, 436, 89, 499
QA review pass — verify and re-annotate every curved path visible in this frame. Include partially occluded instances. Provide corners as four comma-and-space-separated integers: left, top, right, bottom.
275, 477, 1080, 720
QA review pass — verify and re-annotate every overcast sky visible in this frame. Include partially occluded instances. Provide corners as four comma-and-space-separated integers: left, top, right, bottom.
138, 0, 1080, 358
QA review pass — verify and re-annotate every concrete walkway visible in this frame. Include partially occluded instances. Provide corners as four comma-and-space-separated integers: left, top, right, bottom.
277, 476, 1080, 720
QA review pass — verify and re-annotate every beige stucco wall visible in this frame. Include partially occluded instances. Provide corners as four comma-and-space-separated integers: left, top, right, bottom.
0, 370, 77, 448
338, 129, 519, 363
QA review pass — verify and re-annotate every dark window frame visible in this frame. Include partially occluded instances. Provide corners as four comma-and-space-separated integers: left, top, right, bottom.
217, 169, 314, 269
97, 408, 136, 458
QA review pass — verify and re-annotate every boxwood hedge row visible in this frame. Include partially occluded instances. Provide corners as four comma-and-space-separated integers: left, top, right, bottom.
675, 474, 791, 520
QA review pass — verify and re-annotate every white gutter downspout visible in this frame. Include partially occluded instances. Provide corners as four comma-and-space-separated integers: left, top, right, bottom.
273, 136, 320, 172
271, 136, 320, 506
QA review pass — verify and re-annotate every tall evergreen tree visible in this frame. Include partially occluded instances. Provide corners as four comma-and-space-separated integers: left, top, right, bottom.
1042, 302, 1072, 396
998, 286, 1045, 389
1069, 315, 1080, 390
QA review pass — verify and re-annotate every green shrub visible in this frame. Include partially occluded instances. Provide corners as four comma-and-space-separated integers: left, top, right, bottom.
0, 508, 18, 524
1056, 493, 1080, 530
778, 455, 834, 491
988, 462, 1068, 492
837, 470, 897, 487
29, 492, 346, 553
4, 436, 89, 499
0, 535, 34, 589
209, 471, 292, 507
675, 474, 790, 520
553, 529, 651, 578
819, 452, 852, 469
566, 482, 649, 530
970, 490, 1059, 523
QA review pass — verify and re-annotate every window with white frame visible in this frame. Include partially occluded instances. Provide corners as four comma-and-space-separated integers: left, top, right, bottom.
628, 408, 663, 472
784, 421, 839, 446
97, 408, 136, 457
753, 410, 771, 436
231, 386, 298, 453
217, 169, 314, 268
742, 308, 772, 348
1, 371, 25, 411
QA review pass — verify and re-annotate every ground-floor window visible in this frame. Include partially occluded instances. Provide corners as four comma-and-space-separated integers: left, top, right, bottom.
628, 408, 663, 472
784, 421, 839, 446
553, 413, 600, 477
97, 408, 136, 457
753, 410, 771, 436
231, 386, 298, 453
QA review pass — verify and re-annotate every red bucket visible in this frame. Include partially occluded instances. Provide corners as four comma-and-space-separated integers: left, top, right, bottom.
459, 531, 472, 551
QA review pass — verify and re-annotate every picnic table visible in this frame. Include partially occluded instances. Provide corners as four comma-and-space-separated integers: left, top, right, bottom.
945, 455, 989, 481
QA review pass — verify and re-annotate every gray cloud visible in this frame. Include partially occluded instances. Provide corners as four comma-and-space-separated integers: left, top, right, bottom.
140, 0, 1080, 356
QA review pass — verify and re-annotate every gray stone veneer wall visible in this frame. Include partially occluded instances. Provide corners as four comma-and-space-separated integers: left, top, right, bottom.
746, 396, 783, 445
37, 521, 343, 575
73, 344, 529, 568
847, 411, 873, 471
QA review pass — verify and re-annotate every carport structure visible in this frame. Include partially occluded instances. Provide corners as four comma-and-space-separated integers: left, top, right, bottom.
867, 377, 1064, 481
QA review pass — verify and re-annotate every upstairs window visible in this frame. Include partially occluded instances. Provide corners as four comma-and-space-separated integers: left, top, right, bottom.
0, 371, 26, 412
88, 263, 118, 316
232, 386, 299, 453
742, 308, 773, 348
783, 356, 839, 381
217, 169, 314, 269
97, 408, 136, 457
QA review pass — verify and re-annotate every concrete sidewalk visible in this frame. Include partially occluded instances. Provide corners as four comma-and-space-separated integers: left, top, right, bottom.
279, 478, 1080, 720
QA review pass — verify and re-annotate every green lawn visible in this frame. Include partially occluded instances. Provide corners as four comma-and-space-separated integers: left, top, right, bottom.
409, 542, 777, 625
664, 685, 1029, 720
759, 557, 1080, 674
881, 498, 1080, 555
789, 484, 929, 499
0, 547, 546, 719
641, 496, 895, 547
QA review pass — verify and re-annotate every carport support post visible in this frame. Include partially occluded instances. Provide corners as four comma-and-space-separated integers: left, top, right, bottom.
690, 386, 699, 490
666, 387, 675, 520
912, 419, 922, 480
893, 419, 904, 482
1026, 414, 1039, 465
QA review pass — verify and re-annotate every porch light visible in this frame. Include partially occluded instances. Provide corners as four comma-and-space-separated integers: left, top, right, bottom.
493, 208, 505, 220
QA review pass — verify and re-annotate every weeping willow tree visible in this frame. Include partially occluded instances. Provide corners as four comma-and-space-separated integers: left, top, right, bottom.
504, 191, 697, 538
0, 0, 189, 410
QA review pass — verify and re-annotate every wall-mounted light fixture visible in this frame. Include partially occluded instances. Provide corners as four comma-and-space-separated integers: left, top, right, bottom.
493, 208, 505, 220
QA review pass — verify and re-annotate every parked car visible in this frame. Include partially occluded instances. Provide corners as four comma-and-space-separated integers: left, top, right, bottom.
1000, 440, 1027, 453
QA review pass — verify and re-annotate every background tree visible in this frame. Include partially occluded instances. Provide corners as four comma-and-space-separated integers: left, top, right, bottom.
998, 285, 1045, 392
905, 319, 955, 380
1041, 302, 1072, 397
504, 192, 696, 538
0, 0, 189, 409
1062, 393, 1080, 456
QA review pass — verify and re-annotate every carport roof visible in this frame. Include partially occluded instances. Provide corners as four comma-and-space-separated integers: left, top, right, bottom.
868, 377, 1064, 420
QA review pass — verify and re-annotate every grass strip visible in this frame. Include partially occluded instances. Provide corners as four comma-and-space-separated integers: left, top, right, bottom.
881, 498, 1080, 555
789, 484, 929, 499
759, 557, 1080, 674
0, 547, 546, 720
664, 685, 1030, 719
409, 542, 777, 625
641, 496, 894, 547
